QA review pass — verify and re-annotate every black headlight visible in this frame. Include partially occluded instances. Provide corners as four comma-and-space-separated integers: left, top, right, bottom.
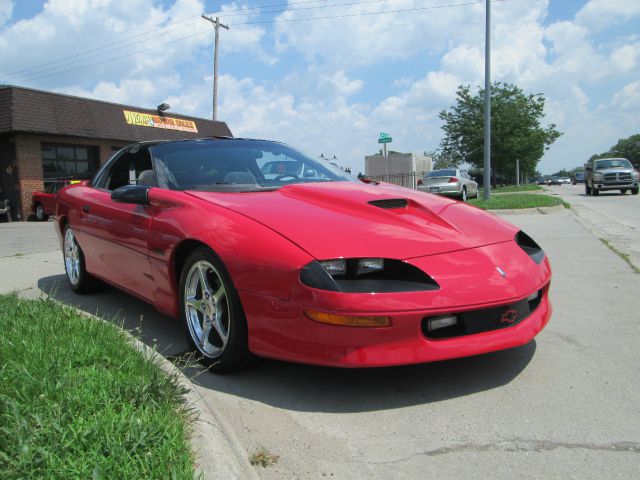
515, 231, 545, 264
300, 258, 440, 293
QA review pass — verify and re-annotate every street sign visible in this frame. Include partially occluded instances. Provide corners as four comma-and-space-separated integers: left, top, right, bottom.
378, 132, 392, 144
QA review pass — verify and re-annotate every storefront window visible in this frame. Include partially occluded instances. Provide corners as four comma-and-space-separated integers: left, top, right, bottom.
41, 143, 99, 180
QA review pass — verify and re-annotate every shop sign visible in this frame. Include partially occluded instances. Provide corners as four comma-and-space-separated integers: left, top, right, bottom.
123, 110, 198, 133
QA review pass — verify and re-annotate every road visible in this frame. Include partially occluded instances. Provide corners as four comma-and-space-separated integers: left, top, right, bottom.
1, 208, 639, 479
544, 183, 640, 269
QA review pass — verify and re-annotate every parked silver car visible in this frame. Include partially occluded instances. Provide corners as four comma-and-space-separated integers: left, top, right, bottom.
417, 169, 479, 201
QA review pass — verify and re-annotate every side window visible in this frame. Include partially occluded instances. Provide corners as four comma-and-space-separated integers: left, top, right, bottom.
96, 146, 153, 191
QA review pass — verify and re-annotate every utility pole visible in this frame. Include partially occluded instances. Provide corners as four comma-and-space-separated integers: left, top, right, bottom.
483, 0, 491, 200
202, 14, 229, 121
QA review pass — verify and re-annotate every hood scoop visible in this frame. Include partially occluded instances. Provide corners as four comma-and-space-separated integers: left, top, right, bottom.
368, 198, 408, 209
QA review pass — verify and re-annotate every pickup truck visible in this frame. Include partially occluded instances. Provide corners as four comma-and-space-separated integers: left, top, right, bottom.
584, 157, 639, 196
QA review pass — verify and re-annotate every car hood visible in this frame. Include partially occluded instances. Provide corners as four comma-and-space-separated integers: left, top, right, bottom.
595, 167, 633, 173
187, 182, 518, 260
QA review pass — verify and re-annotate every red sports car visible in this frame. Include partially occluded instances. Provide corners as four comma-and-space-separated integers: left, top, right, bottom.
55, 138, 552, 372
32, 179, 80, 221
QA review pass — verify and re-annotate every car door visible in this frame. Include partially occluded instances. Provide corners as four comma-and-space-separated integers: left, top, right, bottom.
41, 182, 59, 214
461, 171, 475, 195
78, 146, 155, 300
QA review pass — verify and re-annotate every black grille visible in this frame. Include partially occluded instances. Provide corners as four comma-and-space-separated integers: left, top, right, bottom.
422, 289, 544, 339
368, 199, 408, 209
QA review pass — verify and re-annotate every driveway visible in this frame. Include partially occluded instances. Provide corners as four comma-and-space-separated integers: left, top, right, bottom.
1, 210, 639, 479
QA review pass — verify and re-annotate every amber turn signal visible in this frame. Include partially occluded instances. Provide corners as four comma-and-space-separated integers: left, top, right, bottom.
304, 310, 391, 327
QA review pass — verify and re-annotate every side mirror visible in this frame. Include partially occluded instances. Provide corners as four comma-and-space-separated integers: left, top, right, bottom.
111, 185, 150, 205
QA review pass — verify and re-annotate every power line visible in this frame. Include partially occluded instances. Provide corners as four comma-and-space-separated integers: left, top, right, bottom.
2, 0, 333, 79
221, 0, 388, 19
4, 0, 505, 83
4, 14, 202, 78
237, 0, 500, 25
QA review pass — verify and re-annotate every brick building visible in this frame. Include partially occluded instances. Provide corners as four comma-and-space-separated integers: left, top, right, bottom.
0, 85, 232, 220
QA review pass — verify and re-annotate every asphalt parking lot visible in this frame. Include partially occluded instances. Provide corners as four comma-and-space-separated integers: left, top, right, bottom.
1, 202, 639, 479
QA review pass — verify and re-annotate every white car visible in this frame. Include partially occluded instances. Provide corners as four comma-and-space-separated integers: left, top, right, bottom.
417, 169, 479, 202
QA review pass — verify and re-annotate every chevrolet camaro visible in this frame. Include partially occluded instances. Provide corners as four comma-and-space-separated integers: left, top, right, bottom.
55, 138, 552, 372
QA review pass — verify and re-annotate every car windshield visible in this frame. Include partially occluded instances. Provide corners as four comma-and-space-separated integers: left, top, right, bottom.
594, 159, 632, 169
150, 139, 355, 192
427, 169, 456, 177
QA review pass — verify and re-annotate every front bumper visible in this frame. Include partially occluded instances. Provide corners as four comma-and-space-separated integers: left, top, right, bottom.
593, 181, 638, 191
240, 242, 552, 367
241, 285, 551, 367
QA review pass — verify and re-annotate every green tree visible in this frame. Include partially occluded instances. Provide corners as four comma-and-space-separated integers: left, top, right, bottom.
590, 134, 640, 164
425, 150, 461, 170
439, 82, 562, 185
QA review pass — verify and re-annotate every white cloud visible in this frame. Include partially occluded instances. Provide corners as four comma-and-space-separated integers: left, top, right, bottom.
576, 0, 640, 31
63, 75, 183, 110
320, 71, 363, 96
273, 0, 486, 68
0, 0, 271, 89
610, 43, 640, 73
0, 0, 12, 26
612, 80, 640, 110
441, 45, 484, 81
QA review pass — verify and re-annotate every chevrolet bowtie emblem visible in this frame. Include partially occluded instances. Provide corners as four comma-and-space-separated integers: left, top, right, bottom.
496, 267, 507, 278
500, 308, 518, 324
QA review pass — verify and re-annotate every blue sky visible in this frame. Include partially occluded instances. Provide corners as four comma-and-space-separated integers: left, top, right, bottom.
1, 0, 639, 175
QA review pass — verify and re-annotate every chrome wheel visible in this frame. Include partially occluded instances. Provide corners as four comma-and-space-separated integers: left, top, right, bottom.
184, 260, 230, 357
64, 227, 80, 286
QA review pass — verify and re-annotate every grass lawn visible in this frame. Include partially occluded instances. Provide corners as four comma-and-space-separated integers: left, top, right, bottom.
479, 184, 542, 193
0, 294, 196, 480
468, 193, 566, 210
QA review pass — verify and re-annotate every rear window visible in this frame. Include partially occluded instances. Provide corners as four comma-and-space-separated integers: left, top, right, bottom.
427, 169, 456, 177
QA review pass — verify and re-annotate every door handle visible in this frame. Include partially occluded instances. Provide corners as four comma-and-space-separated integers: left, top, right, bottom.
82, 205, 90, 213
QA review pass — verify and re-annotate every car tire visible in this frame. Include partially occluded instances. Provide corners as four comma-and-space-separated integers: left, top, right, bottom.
621, 189, 627, 194
63, 225, 97, 293
632, 188, 639, 195
460, 187, 467, 202
592, 187, 599, 196
585, 183, 591, 195
179, 247, 250, 373
35, 203, 48, 221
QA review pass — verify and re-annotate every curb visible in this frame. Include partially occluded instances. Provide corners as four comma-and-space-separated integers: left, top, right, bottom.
567, 205, 640, 273
37, 295, 258, 480
486, 204, 567, 215
131, 341, 259, 480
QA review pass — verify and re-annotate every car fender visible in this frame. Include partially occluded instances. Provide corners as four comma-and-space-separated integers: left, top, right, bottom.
144, 188, 314, 318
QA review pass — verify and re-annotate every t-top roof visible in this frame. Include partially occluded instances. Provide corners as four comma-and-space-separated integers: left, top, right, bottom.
0, 85, 232, 142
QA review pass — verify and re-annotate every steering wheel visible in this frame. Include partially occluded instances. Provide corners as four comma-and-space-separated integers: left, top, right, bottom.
274, 173, 301, 182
